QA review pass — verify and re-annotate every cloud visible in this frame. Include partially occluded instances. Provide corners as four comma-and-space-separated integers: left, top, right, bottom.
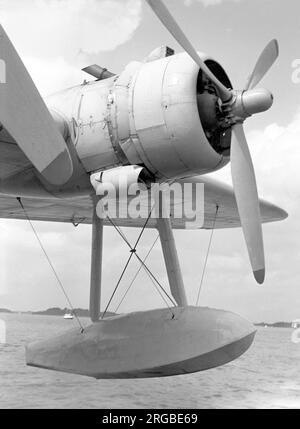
0, 0, 142, 95
184, 0, 242, 7
0, 0, 142, 57
22, 56, 85, 96
204, 110, 300, 321
247, 119, 300, 212
211, 109, 300, 214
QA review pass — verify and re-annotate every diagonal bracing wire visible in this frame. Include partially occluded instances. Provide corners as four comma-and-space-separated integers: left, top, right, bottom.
17, 198, 85, 333
114, 234, 160, 313
196, 205, 219, 306
101, 210, 154, 319
113, 233, 177, 315
106, 215, 177, 311
134, 253, 177, 308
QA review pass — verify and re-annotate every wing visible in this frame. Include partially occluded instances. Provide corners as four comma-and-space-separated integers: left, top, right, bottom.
0, 128, 32, 178
0, 24, 73, 185
0, 175, 287, 230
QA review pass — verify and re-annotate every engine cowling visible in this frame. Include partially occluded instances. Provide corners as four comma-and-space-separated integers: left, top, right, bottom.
113, 52, 232, 180
47, 52, 233, 184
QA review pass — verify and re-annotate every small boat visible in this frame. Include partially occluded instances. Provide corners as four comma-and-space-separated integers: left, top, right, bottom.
64, 312, 74, 320
292, 319, 300, 329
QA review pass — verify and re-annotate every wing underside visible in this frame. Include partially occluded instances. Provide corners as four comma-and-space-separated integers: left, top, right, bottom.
0, 176, 287, 230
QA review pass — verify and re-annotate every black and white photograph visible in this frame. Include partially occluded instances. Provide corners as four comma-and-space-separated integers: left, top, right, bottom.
0, 0, 299, 411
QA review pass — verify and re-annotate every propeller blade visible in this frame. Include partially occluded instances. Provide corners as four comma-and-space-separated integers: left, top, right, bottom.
230, 123, 265, 284
0, 25, 73, 186
245, 39, 279, 90
145, 0, 232, 102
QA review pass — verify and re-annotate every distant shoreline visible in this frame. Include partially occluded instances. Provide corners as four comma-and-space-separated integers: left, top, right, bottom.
254, 322, 294, 329
0, 307, 115, 318
0, 307, 89, 317
0, 308, 296, 327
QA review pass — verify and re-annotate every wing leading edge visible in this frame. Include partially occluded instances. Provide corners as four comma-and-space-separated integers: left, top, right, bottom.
0, 176, 287, 229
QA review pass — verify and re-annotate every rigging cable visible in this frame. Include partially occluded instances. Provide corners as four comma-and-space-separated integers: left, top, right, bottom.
17, 198, 85, 333
196, 204, 219, 306
107, 215, 177, 309
113, 234, 176, 314
114, 234, 160, 313
106, 214, 177, 314
101, 209, 153, 319
134, 253, 177, 308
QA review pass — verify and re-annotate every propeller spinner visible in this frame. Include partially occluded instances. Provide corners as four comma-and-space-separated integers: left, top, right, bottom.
146, 0, 279, 284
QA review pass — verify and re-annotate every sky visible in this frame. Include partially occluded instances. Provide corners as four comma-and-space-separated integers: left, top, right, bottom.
0, 0, 300, 323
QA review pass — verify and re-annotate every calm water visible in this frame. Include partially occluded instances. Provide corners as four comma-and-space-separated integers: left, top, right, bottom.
0, 313, 300, 409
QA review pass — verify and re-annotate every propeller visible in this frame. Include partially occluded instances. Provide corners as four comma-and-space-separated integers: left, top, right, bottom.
245, 39, 279, 91
231, 124, 265, 284
145, 0, 231, 102
146, 0, 279, 284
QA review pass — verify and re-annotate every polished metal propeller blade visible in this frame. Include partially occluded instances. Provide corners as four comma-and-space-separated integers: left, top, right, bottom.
230, 123, 265, 284
245, 39, 279, 90
145, 0, 232, 102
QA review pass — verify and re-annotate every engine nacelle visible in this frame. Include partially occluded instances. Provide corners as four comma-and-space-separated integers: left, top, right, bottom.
47, 52, 232, 184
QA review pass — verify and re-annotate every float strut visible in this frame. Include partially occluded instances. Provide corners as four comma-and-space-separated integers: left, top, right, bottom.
89, 198, 104, 322
156, 214, 188, 308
